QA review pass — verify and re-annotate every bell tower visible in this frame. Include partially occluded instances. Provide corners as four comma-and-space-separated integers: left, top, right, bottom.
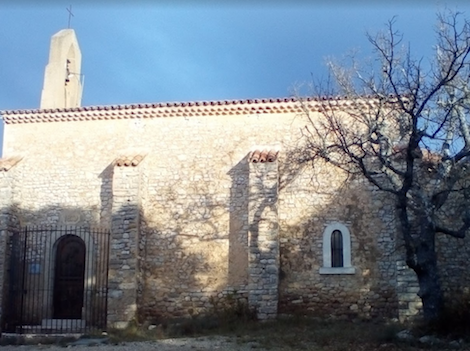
40, 29, 82, 109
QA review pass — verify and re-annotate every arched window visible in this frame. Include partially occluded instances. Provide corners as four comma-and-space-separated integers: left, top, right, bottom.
320, 223, 355, 274
331, 230, 343, 267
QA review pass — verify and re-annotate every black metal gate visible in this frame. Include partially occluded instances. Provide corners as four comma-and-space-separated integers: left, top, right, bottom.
3, 226, 110, 334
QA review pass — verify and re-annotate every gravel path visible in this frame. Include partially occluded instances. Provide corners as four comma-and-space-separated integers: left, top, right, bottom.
0, 336, 264, 351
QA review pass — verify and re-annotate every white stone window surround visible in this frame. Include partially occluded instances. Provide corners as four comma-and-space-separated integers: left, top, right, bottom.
319, 222, 356, 274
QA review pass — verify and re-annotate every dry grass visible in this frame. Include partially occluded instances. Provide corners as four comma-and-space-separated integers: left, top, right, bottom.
107, 316, 447, 351
225, 317, 405, 351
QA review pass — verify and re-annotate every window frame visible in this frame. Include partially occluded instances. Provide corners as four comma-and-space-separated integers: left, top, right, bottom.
319, 223, 355, 275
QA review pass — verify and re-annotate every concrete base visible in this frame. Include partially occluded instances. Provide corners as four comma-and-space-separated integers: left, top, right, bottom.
41, 319, 86, 331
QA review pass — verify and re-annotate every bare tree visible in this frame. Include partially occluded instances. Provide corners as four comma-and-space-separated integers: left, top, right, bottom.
301, 11, 470, 321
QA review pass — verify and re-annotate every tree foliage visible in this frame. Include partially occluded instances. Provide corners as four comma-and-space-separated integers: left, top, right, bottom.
301, 11, 470, 321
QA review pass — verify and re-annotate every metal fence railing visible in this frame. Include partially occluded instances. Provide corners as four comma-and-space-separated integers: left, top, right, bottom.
3, 226, 110, 334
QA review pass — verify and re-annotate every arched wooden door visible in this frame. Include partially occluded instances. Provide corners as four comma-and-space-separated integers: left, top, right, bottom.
53, 235, 86, 319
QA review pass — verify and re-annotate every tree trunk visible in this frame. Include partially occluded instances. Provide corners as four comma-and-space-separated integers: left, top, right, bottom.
413, 221, 444, 322
398, 201, 444, 322
415, 257, 443, 321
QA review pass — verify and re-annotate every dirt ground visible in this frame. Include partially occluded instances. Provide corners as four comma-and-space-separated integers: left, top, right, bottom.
0, 336, 261, 351
0, 319, 468, 351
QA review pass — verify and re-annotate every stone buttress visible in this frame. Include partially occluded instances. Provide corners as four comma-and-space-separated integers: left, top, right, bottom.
107, 156, 144, 328
248, 150, 279, 319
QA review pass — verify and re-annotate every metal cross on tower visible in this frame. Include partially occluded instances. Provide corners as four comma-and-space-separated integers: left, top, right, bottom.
66, 5, 74, 28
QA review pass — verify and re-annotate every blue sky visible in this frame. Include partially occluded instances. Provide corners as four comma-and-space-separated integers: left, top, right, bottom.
1, 1, 470, 155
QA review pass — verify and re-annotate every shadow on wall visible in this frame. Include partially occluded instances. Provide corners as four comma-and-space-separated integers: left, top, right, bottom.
276, 158, 401, 320
0, 149, 404, 328
0, 201, 207, 329
0, 204, 111, 332
98, 163, 114, 228
133, 150, 290, 321
3, 148, 403, 327
227, 156, 249, 288
6, 146, 468, 325
137, 155, 253, 321
277, 155, 470, 320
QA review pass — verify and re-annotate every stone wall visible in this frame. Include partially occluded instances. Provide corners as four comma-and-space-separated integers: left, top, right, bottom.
0, 167, 13, 332
436, 232, 470, 308
0, 159, 22, 332
3, 104, 467, 324
396, 260, 421, 321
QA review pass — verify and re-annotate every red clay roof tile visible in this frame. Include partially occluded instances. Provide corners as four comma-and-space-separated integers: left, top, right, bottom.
115, 155, 145, 167
249, 150, 279, 163
0, 96, 385, 125
0, 157, 22, 171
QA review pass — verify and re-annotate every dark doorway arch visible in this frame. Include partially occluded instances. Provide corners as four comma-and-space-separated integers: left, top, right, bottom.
53, 235, 86, 319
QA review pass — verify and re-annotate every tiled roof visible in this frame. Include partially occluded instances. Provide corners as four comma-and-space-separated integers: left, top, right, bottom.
249, 150, 279, 163
115, 155, 145, 167
0, 96, 379, 125
0, 157, 22, 171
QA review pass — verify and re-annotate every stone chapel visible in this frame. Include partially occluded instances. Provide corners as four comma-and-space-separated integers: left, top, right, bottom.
0, 28, 469, 333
